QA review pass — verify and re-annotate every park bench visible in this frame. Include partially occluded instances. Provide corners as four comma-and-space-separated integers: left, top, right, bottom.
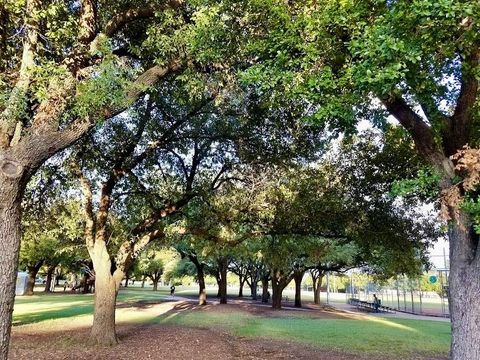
348, 298, 395, 313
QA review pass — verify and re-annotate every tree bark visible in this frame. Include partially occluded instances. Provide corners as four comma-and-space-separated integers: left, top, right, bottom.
448, 213, 480, 360
197, 264, 207, 306
152, 279, 159, 291
44, 265, 56, 293
217, 257, 228, 304
250, 281, 258, 300
238, 275, 245, 297
89, 247, 121, 346
293, 270, 305, 308
25, 262, 43, 296
0, 178, 23, 359
261, 277, 269, 303
312, 273, 324, 305
271, 280, 283, 310
141, 276, 146, 288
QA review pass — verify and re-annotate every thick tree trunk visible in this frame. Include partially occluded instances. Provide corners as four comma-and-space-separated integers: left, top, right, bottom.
0, 179, 23, 360
313, 275, 323, 305
89, 249, 120, 346
217, 258, 228, 304
250, 281, 258, 300
261, 278, 269, 303
293, 271, 304, 308
197, 265, 207, 306
271, 281, 283, 310
152, 280, 159, 291
44, 265, 56, 293
25, 262, 43, 296
448, 214, 480, 360
82, 272, 91, 294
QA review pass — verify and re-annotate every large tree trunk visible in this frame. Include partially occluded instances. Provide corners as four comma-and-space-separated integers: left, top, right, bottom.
312, 273, 324, 305
44, 264, 56, 293
152, 279, 159, 291
261, 277, 269, 303
89, 248, 120, 346
448, 213, 480, 360
293, 270, 304, 308
217, 257, 228, 304
250, 281, 258, 300
271, 279, 283, 310
0, 178, 23, 359
25, 262, 43, 296
271, 271, 288, 310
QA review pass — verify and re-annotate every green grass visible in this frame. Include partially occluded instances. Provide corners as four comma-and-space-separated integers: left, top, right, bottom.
155, 310, 450, 357
13, 287, 450, 358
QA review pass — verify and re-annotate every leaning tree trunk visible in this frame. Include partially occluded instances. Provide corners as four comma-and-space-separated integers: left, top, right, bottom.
293, 271, 304, 308
0, 177, 23, 359
448, 213, 480, 360
44, 265, 56, 293
89, 248, 120, 346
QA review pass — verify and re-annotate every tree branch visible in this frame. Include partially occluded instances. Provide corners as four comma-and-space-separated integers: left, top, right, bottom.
78, 0, 97, 44
105, 0, 184, 37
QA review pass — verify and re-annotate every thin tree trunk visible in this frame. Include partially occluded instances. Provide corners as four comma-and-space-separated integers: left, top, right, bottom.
124, 274, 129, 288
141, 276, 146, 288
448, 214, 480, 360
238, 276, 245, 297
0, 179, 23, 359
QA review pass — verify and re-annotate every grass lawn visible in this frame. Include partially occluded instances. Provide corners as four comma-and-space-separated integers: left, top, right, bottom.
12, 287, 451, 358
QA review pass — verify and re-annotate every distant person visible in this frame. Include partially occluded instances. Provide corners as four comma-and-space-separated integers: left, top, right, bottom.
170, 285, 176, 298
373, 294, 380, 313
266, 290, 271, 302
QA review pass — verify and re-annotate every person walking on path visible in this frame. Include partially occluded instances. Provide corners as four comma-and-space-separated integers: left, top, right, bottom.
170, 285, 176, 298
